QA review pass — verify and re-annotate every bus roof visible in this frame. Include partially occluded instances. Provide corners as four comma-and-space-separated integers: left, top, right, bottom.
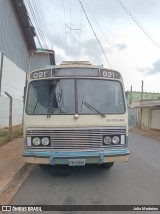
60, 61, 92, 65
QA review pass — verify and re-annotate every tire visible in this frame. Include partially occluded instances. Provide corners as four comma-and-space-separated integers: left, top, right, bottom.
101, 162, 114, 169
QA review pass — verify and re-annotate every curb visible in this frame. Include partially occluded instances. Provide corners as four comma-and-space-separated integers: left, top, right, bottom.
129, 127, 160, 141
0, 163, 27, 197
0, 163, 35, 205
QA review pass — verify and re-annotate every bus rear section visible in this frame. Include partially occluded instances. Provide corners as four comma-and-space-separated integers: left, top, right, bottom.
23, 61, 129, 168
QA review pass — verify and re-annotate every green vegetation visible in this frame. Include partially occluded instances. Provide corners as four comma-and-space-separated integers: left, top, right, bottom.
0, 126, 23, 145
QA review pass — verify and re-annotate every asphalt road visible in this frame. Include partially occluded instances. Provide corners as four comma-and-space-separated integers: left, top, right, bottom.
9, 132, 160, 214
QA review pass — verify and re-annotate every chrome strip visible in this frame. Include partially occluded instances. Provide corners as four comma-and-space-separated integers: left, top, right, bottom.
26, 127, 126, 150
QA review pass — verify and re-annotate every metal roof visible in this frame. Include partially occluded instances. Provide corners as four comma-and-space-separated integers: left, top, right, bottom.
11, 0, 36, 50
11, 0, 55, 65
31, 49, 55, 66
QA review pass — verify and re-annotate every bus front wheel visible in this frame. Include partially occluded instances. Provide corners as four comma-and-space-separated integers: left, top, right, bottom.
101, 162, 114, 169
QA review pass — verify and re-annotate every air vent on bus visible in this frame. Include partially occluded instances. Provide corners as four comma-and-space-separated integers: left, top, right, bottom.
60, 61, 92, 65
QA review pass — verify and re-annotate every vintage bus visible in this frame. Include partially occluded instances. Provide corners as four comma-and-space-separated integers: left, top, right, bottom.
23, 61, 129, 169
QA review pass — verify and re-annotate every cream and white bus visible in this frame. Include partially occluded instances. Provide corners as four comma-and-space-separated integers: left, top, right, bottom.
23, 61, 129, 169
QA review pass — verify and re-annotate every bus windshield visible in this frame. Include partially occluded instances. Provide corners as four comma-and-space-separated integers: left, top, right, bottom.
26, 79, 125, 115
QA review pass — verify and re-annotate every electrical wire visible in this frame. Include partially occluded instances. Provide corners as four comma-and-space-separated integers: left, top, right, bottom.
32, 0, 47, 48
25, 0, 51, 49
24, 0, 54, 68
63, 0, 69, 55
64, 0, 82, 58
70, 0, 72, 57
83, 0, 112, 49
34, 0, 51, 49
79, 0, 112, 69
77, 0, 83, 59
26, 0, 45, 48
116, 0, 160, 49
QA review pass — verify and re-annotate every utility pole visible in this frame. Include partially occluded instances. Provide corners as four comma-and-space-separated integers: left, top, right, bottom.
140, 80, 144, 128
130, 85, 132, 105
141, 80, 144, 100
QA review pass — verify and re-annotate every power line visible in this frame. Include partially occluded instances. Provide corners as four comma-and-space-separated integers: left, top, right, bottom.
65, 24, 81, 30
63, 0, 82, 59
35, 0, 51, 49
83, 0, 112, 49
24, 0, 53, 66
32, 0, 47, 48
32, 0, 49, 49
26, 0, 45, 48
77, 1, 83, 59
79, 0, 112, 69
63, 0, 69, 55
116, 0, 160, 49
25, 0, 51, 49
70, 0, 72, 56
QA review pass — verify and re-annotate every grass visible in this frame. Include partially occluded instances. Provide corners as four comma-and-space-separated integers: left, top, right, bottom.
0, 125, 23, 146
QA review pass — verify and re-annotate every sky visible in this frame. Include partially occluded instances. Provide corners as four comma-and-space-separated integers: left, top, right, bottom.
38, 0, 160, 93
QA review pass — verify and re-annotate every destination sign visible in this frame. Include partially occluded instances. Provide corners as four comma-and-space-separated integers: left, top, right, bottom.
30, 68, 121, 79
53, 68, 99, 76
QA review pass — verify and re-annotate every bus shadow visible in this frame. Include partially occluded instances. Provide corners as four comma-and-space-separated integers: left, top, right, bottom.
39, 164, 113, 179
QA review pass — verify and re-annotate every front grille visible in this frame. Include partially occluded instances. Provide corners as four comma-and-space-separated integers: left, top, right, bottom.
26, 127, 126, 150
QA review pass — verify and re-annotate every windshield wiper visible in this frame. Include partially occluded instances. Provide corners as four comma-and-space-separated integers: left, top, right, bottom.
47, 92, 62, 118
82, 101, 106, 118
33, 100, 39, 114
47, 96, 57, 118
47, 84, 56, 118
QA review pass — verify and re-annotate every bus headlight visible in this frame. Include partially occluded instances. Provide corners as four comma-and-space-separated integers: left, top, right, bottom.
32, 137, 41, 146
112, 136, 120, 144
104, 136, 112, 145
41, 137, 50, 146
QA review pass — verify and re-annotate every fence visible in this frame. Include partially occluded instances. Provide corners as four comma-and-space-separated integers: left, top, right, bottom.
0, 94, 23, 130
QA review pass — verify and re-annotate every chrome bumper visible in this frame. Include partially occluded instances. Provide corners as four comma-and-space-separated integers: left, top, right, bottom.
23, 148, 130, 165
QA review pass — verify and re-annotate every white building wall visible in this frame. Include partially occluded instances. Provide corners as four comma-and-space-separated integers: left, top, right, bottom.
0, 54, 25, 128
1, 55, 26, 98
0, 1, 54, 129
0, 0, 30, 72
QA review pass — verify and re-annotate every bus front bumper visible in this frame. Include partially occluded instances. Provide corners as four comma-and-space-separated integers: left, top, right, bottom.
23, 149, 130, 165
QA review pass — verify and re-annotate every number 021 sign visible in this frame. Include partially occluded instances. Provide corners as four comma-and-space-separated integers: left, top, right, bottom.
100, 69, 121, 79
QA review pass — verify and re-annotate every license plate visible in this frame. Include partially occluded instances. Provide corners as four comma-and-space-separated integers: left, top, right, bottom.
68, 159, 85, 166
